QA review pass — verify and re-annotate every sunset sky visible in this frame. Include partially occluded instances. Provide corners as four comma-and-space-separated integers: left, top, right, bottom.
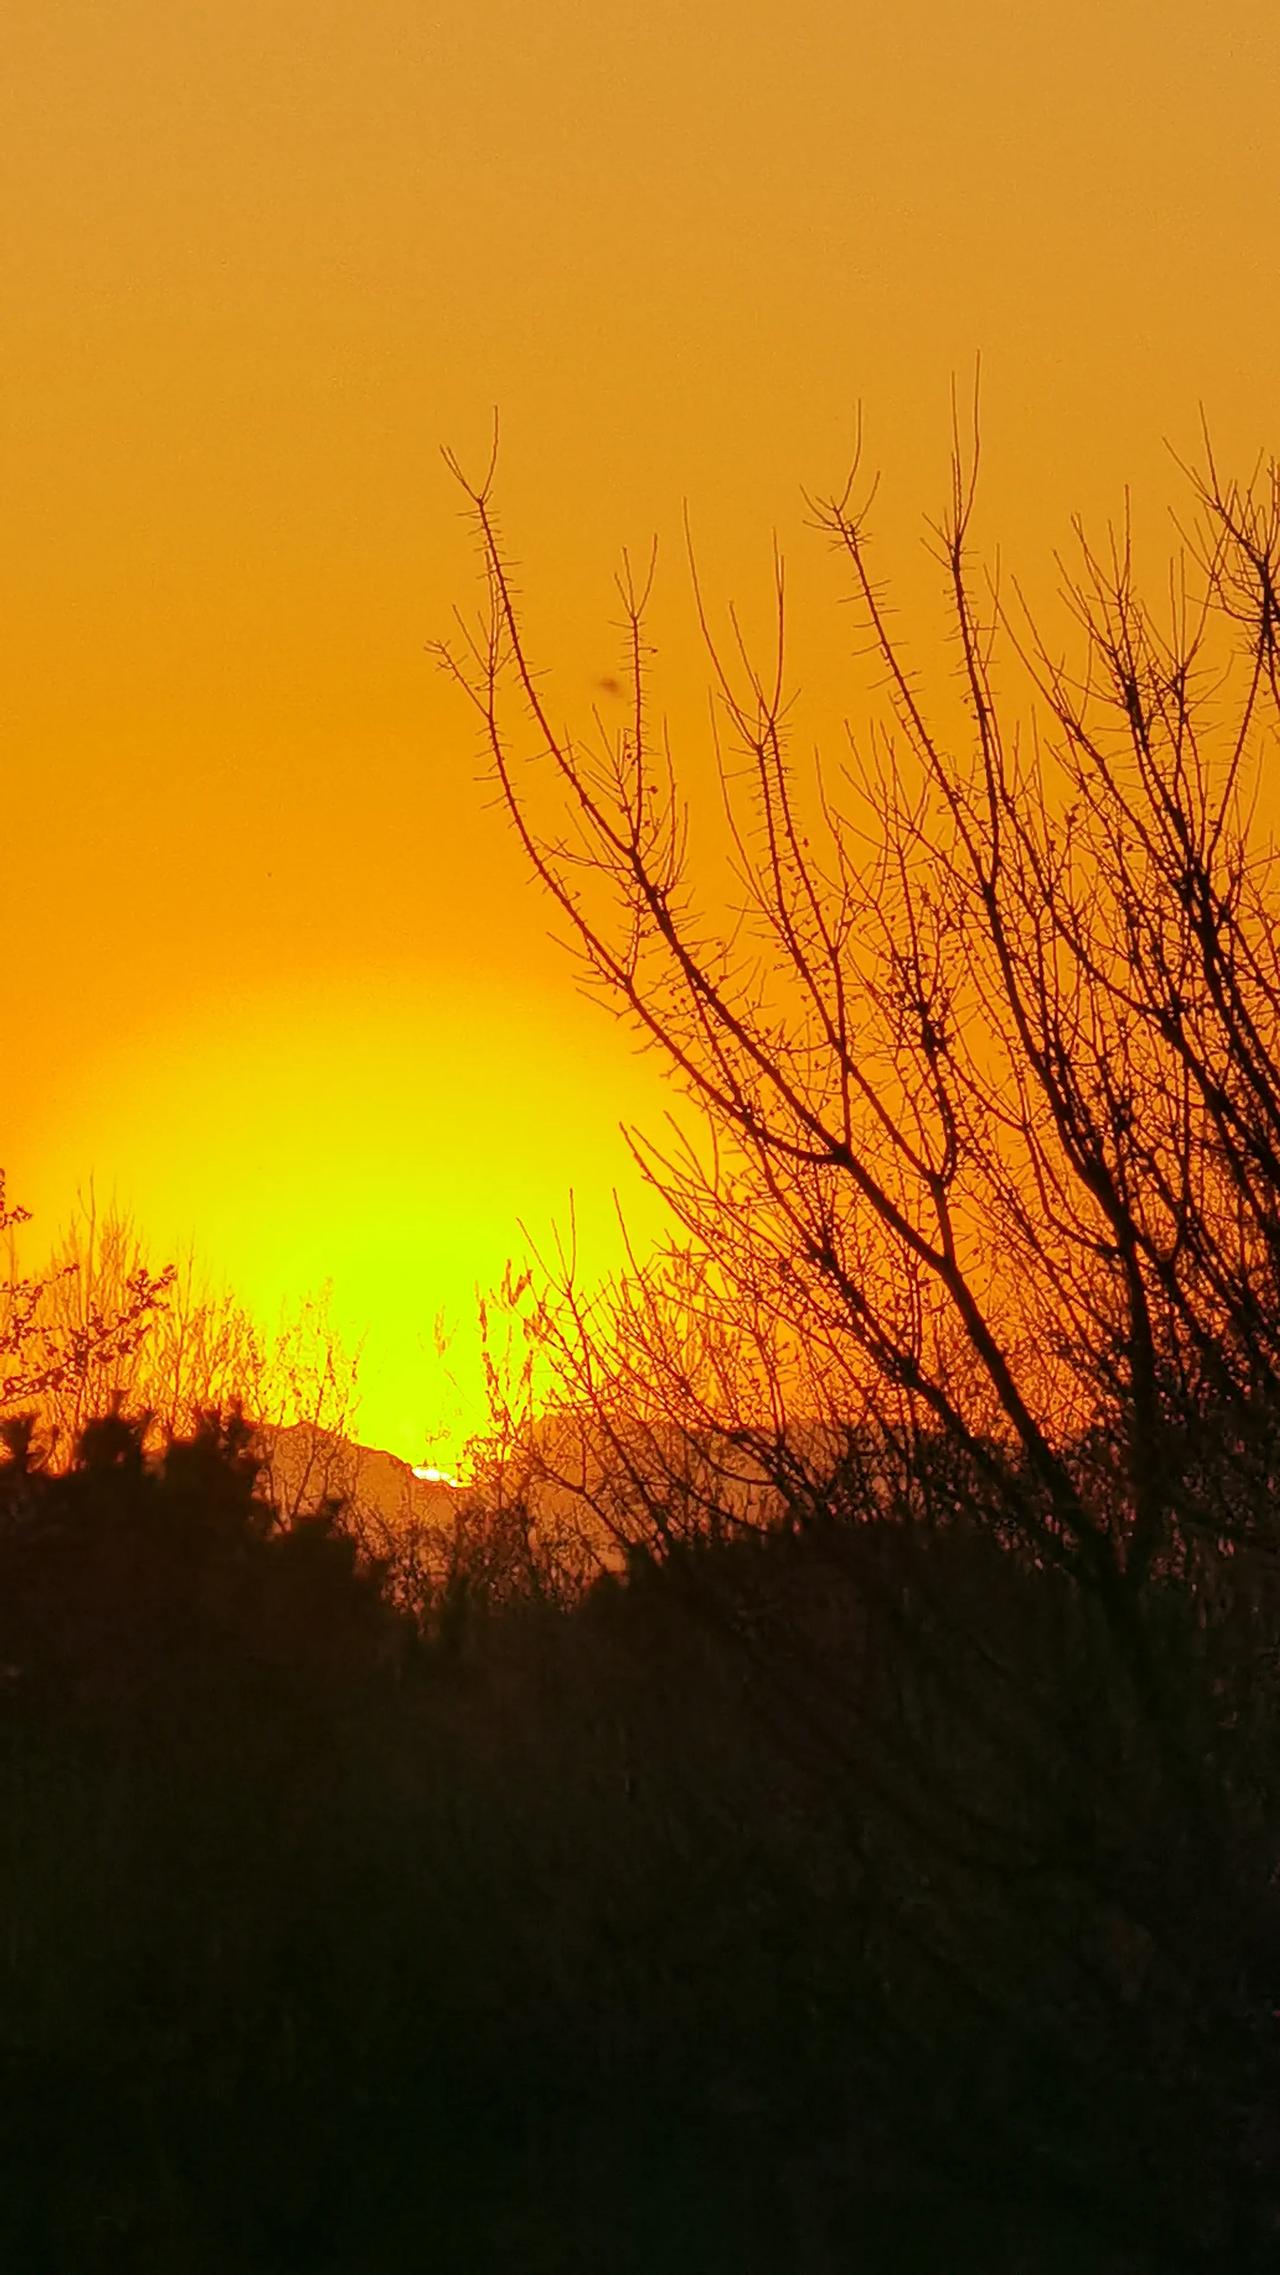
6, 1, 1278, 1462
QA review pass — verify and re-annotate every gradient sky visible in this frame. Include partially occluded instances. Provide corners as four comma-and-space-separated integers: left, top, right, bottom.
6, 1, 1278, 1460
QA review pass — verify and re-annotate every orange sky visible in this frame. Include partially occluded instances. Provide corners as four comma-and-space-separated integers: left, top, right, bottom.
5, 1, 1278, 1462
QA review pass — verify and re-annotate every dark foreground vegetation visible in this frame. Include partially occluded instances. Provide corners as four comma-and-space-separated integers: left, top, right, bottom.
2, 1401, 1278, 2273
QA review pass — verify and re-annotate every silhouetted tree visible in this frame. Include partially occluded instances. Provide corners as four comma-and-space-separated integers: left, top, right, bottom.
0, 1177, 171, 1436
9, 1191, 366, 1497
440, 409, 1280, 2261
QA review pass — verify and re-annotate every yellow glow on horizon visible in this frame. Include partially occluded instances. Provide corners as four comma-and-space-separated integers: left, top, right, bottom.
14, 975, 671, 1465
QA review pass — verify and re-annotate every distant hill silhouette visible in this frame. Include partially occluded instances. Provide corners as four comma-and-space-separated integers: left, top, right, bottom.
254, 1416, 461, 1531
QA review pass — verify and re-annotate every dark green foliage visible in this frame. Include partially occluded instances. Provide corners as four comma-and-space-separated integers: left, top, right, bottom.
1, 1410, 1277, 2271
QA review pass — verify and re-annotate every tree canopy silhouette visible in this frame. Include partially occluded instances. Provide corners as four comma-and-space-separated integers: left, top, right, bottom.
439, 410, 1280, 1586
438, 410, 1280, 2261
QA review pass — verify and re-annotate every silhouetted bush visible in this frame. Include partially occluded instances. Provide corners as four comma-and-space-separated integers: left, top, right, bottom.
2, 1399, 1277, 2270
